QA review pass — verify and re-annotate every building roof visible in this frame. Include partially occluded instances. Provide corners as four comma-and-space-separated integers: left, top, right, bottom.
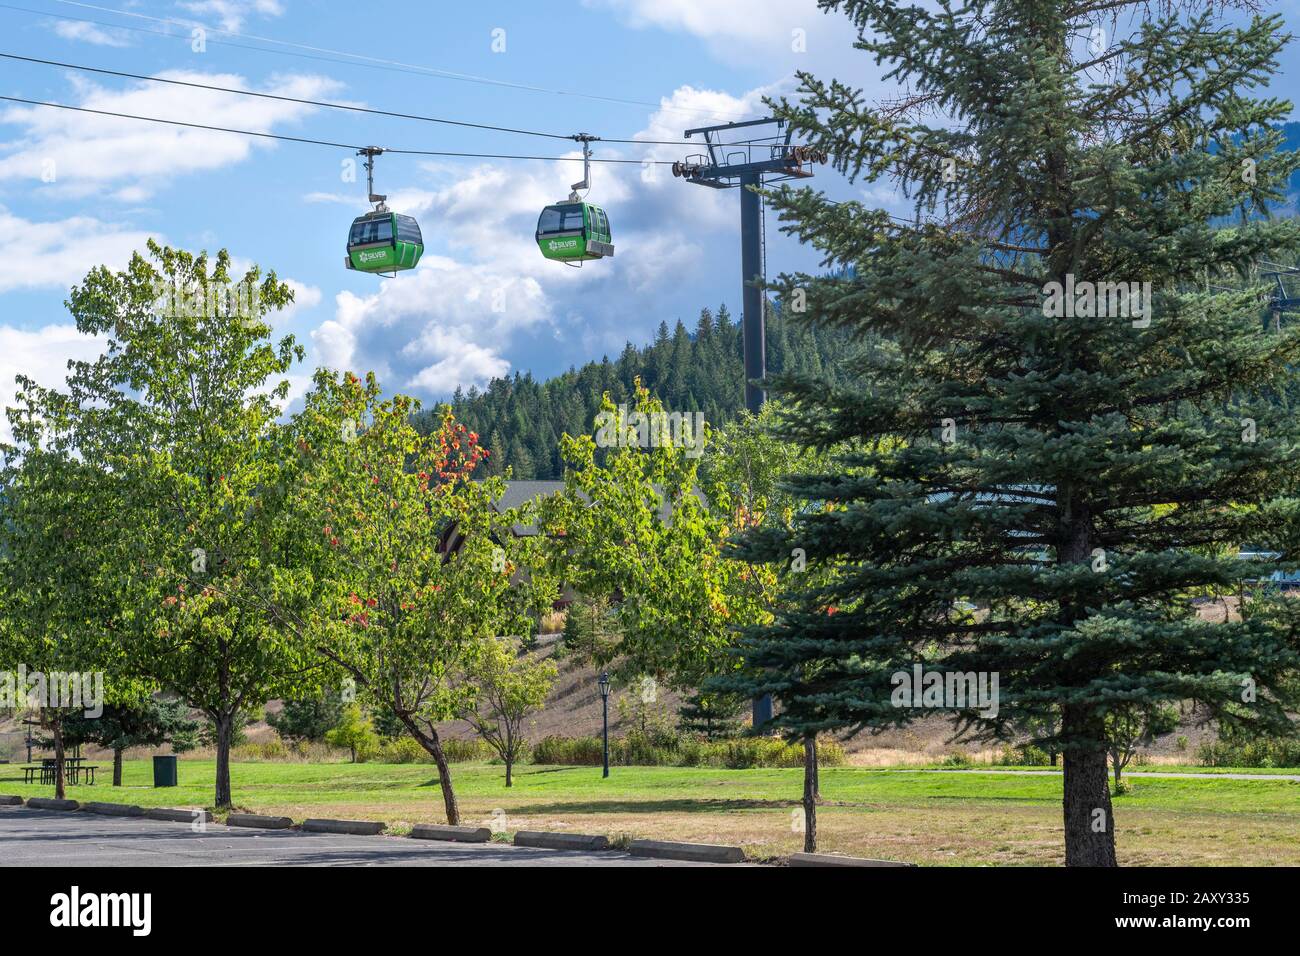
492, 480, 566, 536
488, 480, 706, 536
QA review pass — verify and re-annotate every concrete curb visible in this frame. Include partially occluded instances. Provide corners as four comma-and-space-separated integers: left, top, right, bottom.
409, 823, 492, 843
513, 830, 610, 852
628, 839, 745, 864
81, 801, 144, 817
145, 807, 214, 824
788, 852, 916, 868
303, 818, 386, 835
0, 795, 23, 806
26, 798, 80, 811
227, 813, 294, 830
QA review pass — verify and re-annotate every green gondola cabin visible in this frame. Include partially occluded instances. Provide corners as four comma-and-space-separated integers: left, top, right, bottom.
536, 201, 614, 262
346, 210, 424, 274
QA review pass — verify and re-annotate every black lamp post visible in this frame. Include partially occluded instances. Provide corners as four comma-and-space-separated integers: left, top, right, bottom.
598, 672, 611, 778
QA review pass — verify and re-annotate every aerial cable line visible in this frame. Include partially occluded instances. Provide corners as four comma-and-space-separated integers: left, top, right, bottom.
0, 51, 697, 146
0, 50, 569, 141
0, 94, 679, 164
0, 1, 543, 92
37, 0, 753, 120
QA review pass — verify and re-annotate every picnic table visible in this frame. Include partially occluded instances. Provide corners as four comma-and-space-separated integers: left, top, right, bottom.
21, 757, 98, 786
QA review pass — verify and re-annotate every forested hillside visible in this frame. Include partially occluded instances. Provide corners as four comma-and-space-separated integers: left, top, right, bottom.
413, 304, 853, 478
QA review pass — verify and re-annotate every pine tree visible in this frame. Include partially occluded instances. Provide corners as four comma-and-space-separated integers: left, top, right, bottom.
677, 690, 745, 741
483, 428, 507, 477
267, 692, 344, 745
561, 592, 620, 666
432, 302, 853, 478
506, 436, 535, 480
732, 0, 1300, 867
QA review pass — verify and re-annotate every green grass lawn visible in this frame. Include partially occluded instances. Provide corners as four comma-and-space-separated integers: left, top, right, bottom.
3, 759, 1297, 865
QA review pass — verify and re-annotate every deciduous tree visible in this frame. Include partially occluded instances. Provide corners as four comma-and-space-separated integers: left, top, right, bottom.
285, 370, 552, 824
458, 636, 557, 786
56, 242, 322, 808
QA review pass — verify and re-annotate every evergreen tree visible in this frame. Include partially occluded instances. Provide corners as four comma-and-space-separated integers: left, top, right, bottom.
561, 592, 620, 665
484, 428, 507, 477
422, 303, 852, 478
267, 692, 344, 745
677, 690, 745, 741
507, 436, 535, 480
730, 0, 1300, 866
59, 698, 200, 787
370, 702, 408, 741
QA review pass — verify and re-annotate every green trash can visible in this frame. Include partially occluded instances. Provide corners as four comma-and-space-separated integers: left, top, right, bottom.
152, 755, 178, 788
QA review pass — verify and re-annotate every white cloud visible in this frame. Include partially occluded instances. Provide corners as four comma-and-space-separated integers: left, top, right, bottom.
0, 71, 339, 199
222, 254, 323, 327
0, 323, 106, 443
280, 279, 322, 322
176, 0, 285, 33
586, 0, 823, 46
405, 336, 510, 394
587, 0, 876, 85
314, 254, 552, 394
51, 21, 133, 47
616, 230, 705, 292
0, 208, 155, 293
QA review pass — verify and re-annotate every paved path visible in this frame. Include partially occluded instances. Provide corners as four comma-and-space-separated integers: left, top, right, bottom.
895, 769, 1300, 782
0, 807, 718, 867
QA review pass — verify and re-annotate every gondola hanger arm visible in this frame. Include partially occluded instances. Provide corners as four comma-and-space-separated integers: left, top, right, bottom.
568, 133, 599, 199
358, 146, 388, 209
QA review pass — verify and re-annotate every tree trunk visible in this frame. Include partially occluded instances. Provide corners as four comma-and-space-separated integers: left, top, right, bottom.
401, 717, 461, 825
213, 713, 233, 809
1062, 707, 1117, 867
504, 724, 515, 787
802, 734, 818, 853
51, 713, 66, 800
113, 747, 123, 787
810, 734, 821, 802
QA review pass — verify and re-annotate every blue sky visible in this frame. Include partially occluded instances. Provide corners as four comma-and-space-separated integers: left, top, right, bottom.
0, 0, 1296, 431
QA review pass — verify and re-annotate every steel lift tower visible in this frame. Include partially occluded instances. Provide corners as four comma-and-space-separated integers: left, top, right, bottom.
675, 118, 826, 729
1260, 262, 1300, 329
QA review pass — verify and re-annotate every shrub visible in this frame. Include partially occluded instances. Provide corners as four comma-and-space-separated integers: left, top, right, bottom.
1000, 744, 1052, 766
1197, 735, 1300, 769
532, 735, 605, 766
816, 739, 847, 767
369, 737, 490, 764
227, 740, 339, 763
529, 734, 845, 769
379, 737, 431, 764
621, 728, 676, 766
443, 738, 493, 763
719, 738, 785, 768
231, 740, 286, 762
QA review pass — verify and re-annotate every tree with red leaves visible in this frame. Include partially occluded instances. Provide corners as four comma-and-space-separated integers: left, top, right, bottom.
280, 369, 553, 825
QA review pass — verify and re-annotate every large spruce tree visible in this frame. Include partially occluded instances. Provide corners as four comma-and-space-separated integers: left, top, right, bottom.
733, 0, 1300, 866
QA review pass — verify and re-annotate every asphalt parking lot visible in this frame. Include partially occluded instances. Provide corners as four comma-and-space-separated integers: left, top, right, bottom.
0, 806, 709, 867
